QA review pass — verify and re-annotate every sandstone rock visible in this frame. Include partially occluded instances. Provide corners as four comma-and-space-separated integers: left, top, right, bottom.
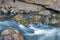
1, 29, 24, 40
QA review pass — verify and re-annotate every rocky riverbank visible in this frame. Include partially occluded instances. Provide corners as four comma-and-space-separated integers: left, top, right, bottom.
0, 0, 60, 26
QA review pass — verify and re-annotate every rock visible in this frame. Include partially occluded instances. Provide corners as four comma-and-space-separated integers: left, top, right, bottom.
1, 29, 24, 40
0, 14, 9, 19
3, 35, 13, 40
22, 0, 54, 5
39, 10, 51, 16
32, 15, 42, 21
20, 20, 29, 24
12, 1, 45, 11
1, 0, 60, 11
0, 0, 45, 11
45, 0, 60, 11
13, 14, 24, 21
50, 19, 59, 24
20, 0, 60, 11
49, 14, 59, 25
1, 7, 8, 14
29, 15, 42, 23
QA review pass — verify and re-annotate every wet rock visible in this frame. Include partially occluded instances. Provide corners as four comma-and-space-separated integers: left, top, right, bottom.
0, 14, 10, 19
50, 14, 59, 25
1, 29, 24, 40
13, 12, 42, 24
13, 14, 24, 21
20, 20, 29, 24
50, 19, 59, 25
29, 15, 42, 23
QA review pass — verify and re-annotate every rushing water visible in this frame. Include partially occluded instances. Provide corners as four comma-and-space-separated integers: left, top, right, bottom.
0, 20, 60, 40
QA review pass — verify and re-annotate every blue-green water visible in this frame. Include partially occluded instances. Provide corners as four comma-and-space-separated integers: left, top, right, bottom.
0, 20, 60, 40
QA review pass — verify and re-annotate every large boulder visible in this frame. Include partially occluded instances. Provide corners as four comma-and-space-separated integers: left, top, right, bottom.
20, 0, 60, 11
1, 0, 60, 11
1, 29, 24, 40
0, 0, 45, 11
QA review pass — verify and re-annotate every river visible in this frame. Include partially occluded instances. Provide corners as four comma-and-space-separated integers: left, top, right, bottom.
0, 20, 60, 40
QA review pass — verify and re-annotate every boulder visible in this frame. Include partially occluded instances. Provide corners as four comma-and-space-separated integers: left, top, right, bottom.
1, 29, 24, 40
22, 0, 54, 5
20, 0, 60, 11
0, 0, 45, 11
39, 10, 51, 16
13, 14, 24, 21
